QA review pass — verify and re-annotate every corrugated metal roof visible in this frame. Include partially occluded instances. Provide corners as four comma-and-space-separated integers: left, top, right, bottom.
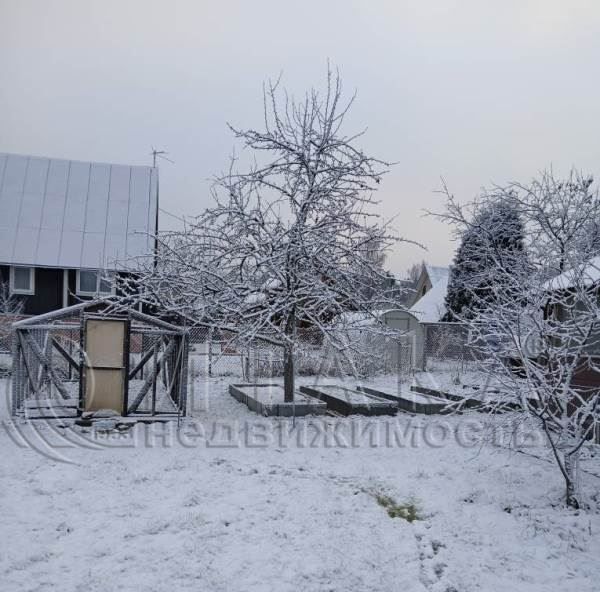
0, 152, 158, 270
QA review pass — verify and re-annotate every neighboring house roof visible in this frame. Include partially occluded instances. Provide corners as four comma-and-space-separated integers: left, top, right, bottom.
425, 265, 450, 286
409, 263, 450, 308
0, 152, 158, 271
543, 255, 600, 292
408, 274, 449, 323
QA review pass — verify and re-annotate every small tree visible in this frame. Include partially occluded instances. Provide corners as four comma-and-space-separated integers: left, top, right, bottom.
128, 69, 405, 400
497, 169, 600, 273
437, 172, 600, 508
0, 281, 22, 349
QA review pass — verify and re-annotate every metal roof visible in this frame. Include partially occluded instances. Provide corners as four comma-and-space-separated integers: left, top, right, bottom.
425, 265, 450, 286
0, 152, 158, 271
409, 274, 449, 322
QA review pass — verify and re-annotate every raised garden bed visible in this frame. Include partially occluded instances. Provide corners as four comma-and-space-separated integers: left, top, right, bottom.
299, 385, 397, 416
357, 386, 450, 415
229, 384, 327, 417
409, 385, 519, 413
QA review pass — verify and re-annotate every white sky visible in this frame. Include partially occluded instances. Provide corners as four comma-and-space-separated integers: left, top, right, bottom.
2, 0, 600, 278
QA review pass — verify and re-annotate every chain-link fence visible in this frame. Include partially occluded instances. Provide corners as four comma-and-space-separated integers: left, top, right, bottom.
187, 327, 319, 381
187, 327, 249, 379
186, 324, 449, 382
6, 316, 478, 386
0, 315, 15, 362
421, 322, 480, 376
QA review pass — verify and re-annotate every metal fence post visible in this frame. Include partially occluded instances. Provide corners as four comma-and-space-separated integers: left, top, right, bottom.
11, 330, 21, 416
208, 327, 213, 378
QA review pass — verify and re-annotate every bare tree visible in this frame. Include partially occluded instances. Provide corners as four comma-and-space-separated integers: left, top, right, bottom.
0, 280, 22, 348
406, 260, 426, 284
437, 174, 600, 508
487, 169, 600, 274
126, 69, 407, 400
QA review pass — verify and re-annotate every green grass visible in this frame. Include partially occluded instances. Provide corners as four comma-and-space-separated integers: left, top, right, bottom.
375, 493, 422, 522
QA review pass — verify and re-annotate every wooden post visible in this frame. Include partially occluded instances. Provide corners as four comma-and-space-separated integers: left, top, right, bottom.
283, 343, 295, 403
128, 339, 176, 413
21, 330, 70, 400
52, 338, 80, 375
128, 347, 155, 380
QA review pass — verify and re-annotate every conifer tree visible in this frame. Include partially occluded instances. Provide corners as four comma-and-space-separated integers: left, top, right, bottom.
443, 199, 526, 320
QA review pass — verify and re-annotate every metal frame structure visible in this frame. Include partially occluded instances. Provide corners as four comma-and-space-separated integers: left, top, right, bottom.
11, 299, 189, 419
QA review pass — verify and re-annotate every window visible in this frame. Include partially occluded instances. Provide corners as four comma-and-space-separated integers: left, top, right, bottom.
76, 270, 115, 296
99, 274, 113, 294
9, 266, 35, 295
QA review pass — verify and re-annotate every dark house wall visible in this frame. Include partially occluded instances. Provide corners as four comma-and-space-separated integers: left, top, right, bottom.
65, 270, 133, 307
0, 266, 136, 317
0, 265, 63, 315
29, 268, 63, 314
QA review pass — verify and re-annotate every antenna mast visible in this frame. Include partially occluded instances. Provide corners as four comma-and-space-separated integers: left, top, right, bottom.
150, 146, 174, 168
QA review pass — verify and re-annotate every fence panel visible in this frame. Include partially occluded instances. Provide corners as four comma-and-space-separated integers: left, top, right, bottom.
422, 322, 480, 375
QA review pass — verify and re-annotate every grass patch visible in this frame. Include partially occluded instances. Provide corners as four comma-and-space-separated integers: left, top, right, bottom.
375, 493, 422, 522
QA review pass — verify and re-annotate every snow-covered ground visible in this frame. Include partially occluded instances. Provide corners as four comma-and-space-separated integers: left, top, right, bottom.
1, 375, 600, 592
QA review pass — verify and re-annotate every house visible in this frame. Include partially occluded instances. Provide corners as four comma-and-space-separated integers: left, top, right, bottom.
408, 271, 449, 324
335, 266, 454, 372
406, 264, 472, 370
0, 152, 158, 317
542, 255, 600, 392
409, 264, 450, 307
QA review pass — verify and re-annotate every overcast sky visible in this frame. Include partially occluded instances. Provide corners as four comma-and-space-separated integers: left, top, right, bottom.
2, 0, 600, 277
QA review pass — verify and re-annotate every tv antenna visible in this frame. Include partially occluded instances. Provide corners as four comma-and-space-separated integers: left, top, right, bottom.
150, 146, 174, 167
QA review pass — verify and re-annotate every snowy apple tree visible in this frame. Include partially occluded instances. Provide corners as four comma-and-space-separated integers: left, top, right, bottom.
126, 69, 405, 400
437, 171, 600, 508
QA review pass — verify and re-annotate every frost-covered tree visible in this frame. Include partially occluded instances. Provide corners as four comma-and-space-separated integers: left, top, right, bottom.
437, 173, 600, 508
356, 238, 390, 303
498, 169, 600, 273
0, 280, 22, 347
443, 197, 526, 320
125, 69, 404, 400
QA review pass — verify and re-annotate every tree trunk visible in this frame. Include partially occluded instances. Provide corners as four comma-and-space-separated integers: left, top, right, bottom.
564, 452, 580, 509
283, 305, 296, 403
283, 342, 295, 402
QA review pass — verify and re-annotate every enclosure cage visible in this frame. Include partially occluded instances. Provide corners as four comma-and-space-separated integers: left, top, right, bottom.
10, 299, 189, 419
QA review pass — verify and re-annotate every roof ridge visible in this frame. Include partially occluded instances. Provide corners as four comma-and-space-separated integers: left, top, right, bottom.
0, 151, 156, 171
